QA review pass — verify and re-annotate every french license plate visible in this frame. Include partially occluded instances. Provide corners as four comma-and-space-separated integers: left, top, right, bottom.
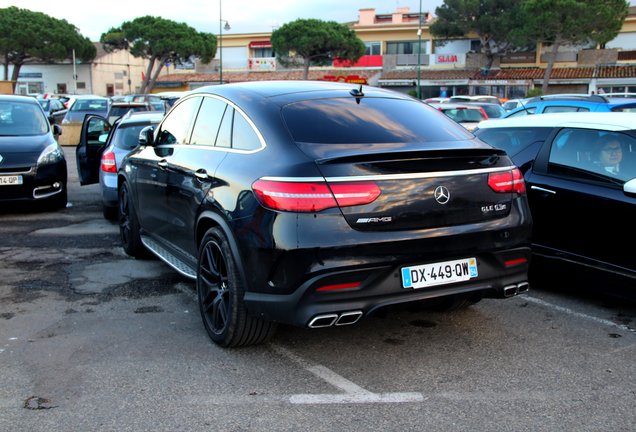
402, 257, 478, 289
0, 175, 22, 186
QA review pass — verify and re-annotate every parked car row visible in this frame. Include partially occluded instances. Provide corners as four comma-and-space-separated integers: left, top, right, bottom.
4, 86, 635, 349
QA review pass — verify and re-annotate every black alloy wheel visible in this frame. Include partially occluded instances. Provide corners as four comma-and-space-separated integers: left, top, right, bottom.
197, 227, 275, 347
118, 182, 145, 257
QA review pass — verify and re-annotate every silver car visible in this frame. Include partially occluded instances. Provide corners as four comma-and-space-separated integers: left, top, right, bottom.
76, 110, 164, 219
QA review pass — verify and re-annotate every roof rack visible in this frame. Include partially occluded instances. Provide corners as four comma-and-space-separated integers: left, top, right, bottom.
527, 94, 609, 103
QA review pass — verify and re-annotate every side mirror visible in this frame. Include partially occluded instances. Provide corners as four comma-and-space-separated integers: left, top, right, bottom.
624, 177, 636, 195
53, 124, 62, 136
139, 125, 155, 146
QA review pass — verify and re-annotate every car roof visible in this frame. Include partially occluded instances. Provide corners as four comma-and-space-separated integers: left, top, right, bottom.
110, 102, 149, 107
191, 80, 408, 102
477, 112, 636, 131
0, 94, 40, 105
117, 111, 164, 125
72, 94, 109, 100
429, 102, 484, 109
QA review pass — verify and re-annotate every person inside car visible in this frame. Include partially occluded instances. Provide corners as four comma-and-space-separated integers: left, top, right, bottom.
592, 137, 623, 176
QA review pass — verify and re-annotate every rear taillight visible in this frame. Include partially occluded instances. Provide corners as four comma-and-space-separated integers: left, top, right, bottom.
252, 179, 380, 212
488, 168, 526, 194
101, 151, 117, 173
479, 107, 489, 119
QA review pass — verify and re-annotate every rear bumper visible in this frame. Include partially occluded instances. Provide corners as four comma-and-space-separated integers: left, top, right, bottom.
244, 246, 531, 328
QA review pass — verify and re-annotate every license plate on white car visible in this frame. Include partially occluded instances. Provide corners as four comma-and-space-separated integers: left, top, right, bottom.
401, 258, 478, 289
0, 175, 22, 186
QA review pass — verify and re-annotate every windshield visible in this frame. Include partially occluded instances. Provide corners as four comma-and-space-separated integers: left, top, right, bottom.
70, 99, 108, 112
0, 101, 49, 136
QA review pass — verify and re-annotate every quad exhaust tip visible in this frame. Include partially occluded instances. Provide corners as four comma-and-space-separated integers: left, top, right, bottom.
503, 281, 530, 298
308, 311, 363, 328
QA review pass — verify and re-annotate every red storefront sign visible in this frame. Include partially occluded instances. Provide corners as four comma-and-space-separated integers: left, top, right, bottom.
321, 75, 368, 84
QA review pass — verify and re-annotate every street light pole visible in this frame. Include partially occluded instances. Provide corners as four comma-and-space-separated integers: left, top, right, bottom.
219, 1, 230, 84
416, 0, 422, 100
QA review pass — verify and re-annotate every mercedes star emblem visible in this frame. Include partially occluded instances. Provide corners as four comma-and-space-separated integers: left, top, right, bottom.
434, 186, 450, 205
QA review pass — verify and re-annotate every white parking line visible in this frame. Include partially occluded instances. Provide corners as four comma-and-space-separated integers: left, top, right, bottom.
524, 296, 635, 333
271, 344, 424, 404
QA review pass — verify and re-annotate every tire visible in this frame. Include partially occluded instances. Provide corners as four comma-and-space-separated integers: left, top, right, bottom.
197, 227, 276, 347
102, 205, 118, 221
118, 182, 145, 258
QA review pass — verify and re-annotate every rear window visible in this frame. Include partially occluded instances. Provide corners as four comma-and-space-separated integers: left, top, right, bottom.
112, 123, 154, 150
282, 97, 471, 144
474, 127, 552, 156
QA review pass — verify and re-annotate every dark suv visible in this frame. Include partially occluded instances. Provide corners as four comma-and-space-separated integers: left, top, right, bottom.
111, 81, 532, 347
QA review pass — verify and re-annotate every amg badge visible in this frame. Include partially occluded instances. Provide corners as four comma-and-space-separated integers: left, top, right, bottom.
356, 217, 392, 224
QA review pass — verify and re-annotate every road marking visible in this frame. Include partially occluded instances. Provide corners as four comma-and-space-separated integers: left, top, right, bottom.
524, 296, 635, 333
271, 344, 424, 404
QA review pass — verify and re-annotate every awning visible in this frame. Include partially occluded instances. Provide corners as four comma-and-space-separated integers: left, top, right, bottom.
249, 41, 272, 48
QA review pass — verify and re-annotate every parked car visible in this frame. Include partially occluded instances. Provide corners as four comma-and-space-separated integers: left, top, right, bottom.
154, 91, 188, 109
0, 95, 67, 209
62, 95, 110, 125
77, 81, 533, 347
106, 102, 160, 125
123, 94, 166, 113
37, 97, 68, 125
423, 97, 450, 103
462, 102, 507, 119
77, 111, 164, 219
449, 95, 502, 105
428, 102, 488, 131
502, 98, 530, 111
474, 112, 636, 296
504, 94, 636, 118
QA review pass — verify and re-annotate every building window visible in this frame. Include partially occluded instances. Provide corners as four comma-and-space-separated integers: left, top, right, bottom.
386, 41, 426, 55
365, 42, 381, 56
77, 82, 86, 89
57, 83, 67, 94
253, 47, 274, 58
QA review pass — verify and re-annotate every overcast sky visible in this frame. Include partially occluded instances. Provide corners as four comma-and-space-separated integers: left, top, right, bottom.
0, 1, 446, 41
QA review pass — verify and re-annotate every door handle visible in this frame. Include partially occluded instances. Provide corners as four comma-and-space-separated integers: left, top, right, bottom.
530, 185, 556, 194
157, 159, 168, 168
194, 169, 209, 180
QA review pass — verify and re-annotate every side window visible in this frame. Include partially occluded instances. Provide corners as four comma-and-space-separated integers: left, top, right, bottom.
546, 128, 636, 183
190, 97, 227, 146
216, 106, 233, 148
156, 96, 202, 145
588, 132, 636, 182
233, 112, 262, 151
544, 106, 590, 113
549, 129, 599, 171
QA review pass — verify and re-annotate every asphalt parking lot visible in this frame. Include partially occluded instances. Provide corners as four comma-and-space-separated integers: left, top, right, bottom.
1, 146, 635, 431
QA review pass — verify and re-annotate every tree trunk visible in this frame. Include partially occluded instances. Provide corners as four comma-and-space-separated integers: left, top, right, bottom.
146, 57, 167, 94
10, 62, 22, 93
3, 54, 8, 81
139, 56, 157, 94
303, 57, 310, 80
541, 42, 560, 94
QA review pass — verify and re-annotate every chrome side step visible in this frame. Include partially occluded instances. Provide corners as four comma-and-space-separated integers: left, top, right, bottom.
140, 235, 197, 279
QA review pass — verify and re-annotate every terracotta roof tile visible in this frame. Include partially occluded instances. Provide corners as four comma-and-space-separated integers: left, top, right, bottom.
156, 69, 376, 83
